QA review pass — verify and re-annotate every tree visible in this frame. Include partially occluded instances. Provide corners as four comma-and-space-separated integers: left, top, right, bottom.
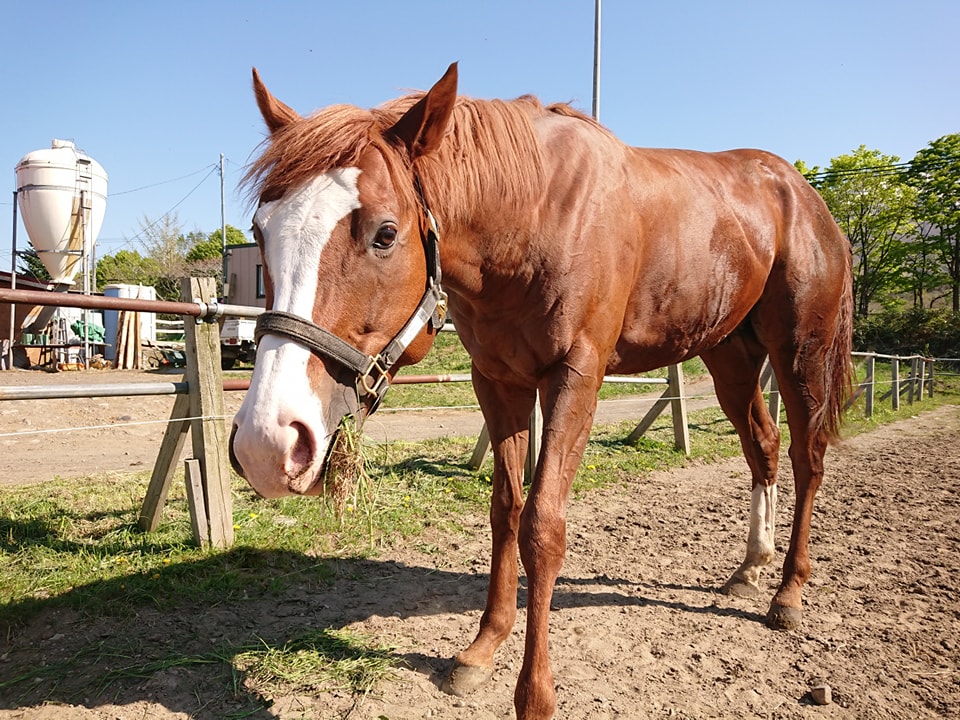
185, 224, 249, 262
95, 218, 250, 302
16, 247, 51, 283
95, 249, 159, 290
813, 146, 917, 316
135, 213, 191, 301
906, 134, 960, 312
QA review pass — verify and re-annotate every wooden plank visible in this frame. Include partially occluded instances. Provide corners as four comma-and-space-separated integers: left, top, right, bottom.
126, 311, 137, 369
114, 311, 127, 369
133, 311, 142, 370
184, 458, 210, 548
469, 423, 491, 470
668, 363, 690, 455
627, 394, 670, 443
181, 276, 234, 548
139, 392, 191, 531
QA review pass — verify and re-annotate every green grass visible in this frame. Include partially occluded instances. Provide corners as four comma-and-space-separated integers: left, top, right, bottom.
384, 331, 711, 409
233, 627, 397, 697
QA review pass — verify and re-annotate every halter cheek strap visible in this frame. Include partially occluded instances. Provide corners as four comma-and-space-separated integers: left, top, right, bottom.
254, 210, 447, 410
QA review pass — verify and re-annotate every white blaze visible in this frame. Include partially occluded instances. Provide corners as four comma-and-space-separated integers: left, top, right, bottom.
233, 169, 361, 495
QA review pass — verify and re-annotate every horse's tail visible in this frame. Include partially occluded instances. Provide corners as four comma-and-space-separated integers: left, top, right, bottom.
821, 252, 855, 440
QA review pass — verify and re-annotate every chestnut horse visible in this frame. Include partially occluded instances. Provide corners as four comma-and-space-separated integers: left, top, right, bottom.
231, 64, 853, 719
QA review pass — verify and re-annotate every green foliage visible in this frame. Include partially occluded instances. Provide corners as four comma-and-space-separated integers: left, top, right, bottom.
854, 306, 960, 358
233, 628, 398, 696
816, 146, 918, 315
96, 219, 250, 301
95, 248, 159, 289
799, 135, 960, 316
185, 225, 249, 262
16, 247, 50, 282
905, 133, 960, 311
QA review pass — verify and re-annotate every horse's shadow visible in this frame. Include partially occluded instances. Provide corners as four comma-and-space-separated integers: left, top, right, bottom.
0, 541, 761, 718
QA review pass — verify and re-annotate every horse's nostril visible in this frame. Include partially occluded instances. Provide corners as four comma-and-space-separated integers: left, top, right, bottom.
287, 421, 316, 477
229, 424, 246, 478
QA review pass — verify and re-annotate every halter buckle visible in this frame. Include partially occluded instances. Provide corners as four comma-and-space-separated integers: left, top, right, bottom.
358, 355, 390, 398
432, 287, 449, 330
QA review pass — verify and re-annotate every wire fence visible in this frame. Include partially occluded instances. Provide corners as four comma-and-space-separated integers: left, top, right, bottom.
0, 356, 945, 442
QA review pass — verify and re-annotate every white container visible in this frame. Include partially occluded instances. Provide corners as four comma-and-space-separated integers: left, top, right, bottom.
15, 139, 108, 284
102, 284, 157, 360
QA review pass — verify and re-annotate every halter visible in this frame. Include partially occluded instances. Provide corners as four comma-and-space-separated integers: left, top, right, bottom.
253, 195, 448, 412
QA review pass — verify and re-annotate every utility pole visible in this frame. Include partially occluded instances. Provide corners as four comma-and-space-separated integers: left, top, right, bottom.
592, 0, 601, 121
219, 153, 227, 300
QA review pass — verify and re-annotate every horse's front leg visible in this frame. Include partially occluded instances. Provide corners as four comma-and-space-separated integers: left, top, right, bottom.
514, 359, 600, 720
444, 370, 535, 696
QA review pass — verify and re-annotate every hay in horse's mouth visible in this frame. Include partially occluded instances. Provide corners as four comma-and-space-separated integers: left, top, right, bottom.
319, 415, 367, 513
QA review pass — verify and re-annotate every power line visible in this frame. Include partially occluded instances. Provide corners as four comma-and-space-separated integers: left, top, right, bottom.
121, 165, 220, 247
803, 154, 960, 182
108, 164, 217, 197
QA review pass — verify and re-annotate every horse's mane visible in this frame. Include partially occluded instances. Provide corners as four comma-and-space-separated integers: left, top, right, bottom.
244, 92, 604, 228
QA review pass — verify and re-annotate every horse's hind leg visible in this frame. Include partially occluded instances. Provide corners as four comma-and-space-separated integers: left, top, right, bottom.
762, 351, 833, 630
700, 334, 782, 599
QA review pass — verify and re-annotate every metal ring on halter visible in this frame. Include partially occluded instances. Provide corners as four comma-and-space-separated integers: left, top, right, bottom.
358, 355, 390, 398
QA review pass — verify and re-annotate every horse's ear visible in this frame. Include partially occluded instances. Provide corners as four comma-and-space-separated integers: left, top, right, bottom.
252, 67, 301, 134
387, 62, 458, 160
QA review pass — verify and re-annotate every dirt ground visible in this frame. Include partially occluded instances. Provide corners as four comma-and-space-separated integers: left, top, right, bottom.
1, 367, 958, 719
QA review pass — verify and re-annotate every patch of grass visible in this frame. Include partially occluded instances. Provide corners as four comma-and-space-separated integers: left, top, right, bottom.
233, 627, 398, 696
384, 333, 711, 408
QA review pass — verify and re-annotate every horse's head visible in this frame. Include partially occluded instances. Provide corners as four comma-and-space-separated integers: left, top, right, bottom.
230, 64, 458, 498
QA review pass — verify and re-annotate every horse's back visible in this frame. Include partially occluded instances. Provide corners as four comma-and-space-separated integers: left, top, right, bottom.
588, 142, 847, 372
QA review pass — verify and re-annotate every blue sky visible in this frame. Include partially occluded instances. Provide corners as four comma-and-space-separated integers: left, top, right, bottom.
2, 0, 957, 268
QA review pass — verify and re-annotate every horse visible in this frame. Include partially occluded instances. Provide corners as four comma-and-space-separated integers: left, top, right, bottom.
230, 63, 853, 720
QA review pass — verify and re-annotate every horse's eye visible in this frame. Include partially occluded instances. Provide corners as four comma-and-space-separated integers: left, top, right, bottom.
373, 225, 398, 250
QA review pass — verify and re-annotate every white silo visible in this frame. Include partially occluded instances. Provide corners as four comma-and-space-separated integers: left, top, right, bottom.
15, 139, 108, 285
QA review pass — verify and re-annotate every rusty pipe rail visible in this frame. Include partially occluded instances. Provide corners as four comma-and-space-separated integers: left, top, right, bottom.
0, 287, 263, 320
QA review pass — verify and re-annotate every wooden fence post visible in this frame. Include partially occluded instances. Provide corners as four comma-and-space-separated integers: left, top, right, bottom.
628, 364, 689, 454
140, 278, 233, 547
891, 357, 900, 411
907, 357, 917, 404
181, 277, 234, 548
865, 355, 875, 418
469, 393, 543, 477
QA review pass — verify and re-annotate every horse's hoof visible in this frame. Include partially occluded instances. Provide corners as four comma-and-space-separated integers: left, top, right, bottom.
721, 577, 761, 599
442, 661, 493, 697
766, 602, 802, 630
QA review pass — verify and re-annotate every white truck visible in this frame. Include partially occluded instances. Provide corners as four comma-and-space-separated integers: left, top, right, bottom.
219, 317, 257, 369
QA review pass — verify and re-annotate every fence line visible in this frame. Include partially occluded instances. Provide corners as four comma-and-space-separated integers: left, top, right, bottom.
847, 352, 935, 417
0, 371, 933, 443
